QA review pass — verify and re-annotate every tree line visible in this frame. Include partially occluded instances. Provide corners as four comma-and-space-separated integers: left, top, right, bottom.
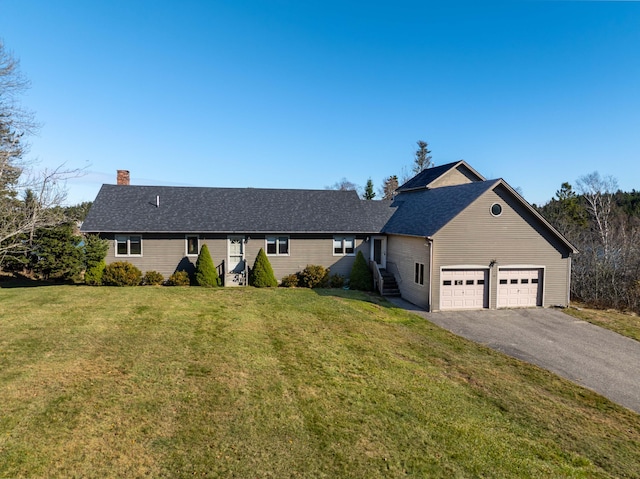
537, 173, 640, 313
328, 139, 435, 200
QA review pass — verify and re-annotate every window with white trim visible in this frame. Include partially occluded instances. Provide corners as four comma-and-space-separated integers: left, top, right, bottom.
333, 236, 355, 256
266, 236, 289, 256
115, 235, 142, 256
186, 235, 199, 256
414, 262, 424, 285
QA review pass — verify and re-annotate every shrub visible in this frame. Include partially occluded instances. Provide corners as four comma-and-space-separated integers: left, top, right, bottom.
166, 270, 190, 286
84, 234, 109, 269
299, 264, 329, 289
251, 248, 278, 287
349, 250, 372, 291
85, 259, 106, 286
102, 261, 142, 286
280, 273, 300, 288
195, 244, 220, 287
143, 270, 164, 286
329, 273, 345, 289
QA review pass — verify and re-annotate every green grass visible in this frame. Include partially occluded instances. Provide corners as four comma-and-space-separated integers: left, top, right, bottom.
1, 285, 639, 478
564, 304, 640, 341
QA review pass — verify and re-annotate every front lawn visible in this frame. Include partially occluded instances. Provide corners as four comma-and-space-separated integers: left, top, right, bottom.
1, 285, 639, 478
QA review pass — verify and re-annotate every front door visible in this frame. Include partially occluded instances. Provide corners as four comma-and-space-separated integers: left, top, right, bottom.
372, 237, 387, 268
228, 236, 245, 273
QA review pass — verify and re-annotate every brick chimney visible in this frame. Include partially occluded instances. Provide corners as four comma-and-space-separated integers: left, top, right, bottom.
117, 170, 130, 185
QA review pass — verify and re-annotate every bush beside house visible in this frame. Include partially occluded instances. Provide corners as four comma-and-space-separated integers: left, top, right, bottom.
349, 251, 372, 291
143, 270, 164, 286
195, 244, 220, 287
298, 264, 329, 288
102, 261, 142, 286
166, 270, 190, 286
85, 260, 106, 286
251, 248, 278, 287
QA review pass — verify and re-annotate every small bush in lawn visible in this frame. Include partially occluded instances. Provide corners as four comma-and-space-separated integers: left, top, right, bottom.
329, 273, 345, 289
280, 273, 300, 288
349, 250, 372, 291
299, 264, 329, 288
85, 260, 106, 286
143, 270, 164, 286
102, 261, 142, 286
251, 248, 278, 287
195, 244, 221, 287
166, 270, 190, 286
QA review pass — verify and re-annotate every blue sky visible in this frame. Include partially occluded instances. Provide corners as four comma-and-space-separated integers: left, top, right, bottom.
1, 0, 638, 206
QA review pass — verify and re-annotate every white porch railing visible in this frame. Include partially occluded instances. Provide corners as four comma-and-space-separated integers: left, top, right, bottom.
370, 260, 384, 295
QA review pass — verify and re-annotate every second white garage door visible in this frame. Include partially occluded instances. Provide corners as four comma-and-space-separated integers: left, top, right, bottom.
497, 268, 542, 307
440, 269, 489, 310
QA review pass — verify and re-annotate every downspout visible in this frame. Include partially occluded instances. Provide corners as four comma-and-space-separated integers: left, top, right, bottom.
567, 255, 572, 307
426, 236, 434, 312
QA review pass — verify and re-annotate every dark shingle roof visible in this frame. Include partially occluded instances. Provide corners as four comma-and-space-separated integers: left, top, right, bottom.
81, 185, 397, 234
396, 161, 461, 192
382, 180, 498, 237
396, 160, 485, 192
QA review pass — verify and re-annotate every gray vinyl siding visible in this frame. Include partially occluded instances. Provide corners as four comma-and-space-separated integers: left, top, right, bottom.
387, 235, 431, 309
429, 167, 478, 188
431, 184, 572, 310
102, 233, 369, 283
244, 235, 367, 282
102, 233, 228, 279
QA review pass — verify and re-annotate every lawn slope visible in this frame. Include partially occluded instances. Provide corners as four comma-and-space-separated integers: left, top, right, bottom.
1, 286, 639, 478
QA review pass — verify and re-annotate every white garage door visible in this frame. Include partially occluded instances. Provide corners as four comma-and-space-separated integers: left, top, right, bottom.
440, 269, 488, 310
497, 268, 542, 307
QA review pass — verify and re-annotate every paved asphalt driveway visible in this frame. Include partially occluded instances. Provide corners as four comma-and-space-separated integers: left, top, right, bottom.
388, 298, 640, 414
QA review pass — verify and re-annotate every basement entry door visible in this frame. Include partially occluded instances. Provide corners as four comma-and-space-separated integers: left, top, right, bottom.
440, 269, 488, 310
497, 268, 542, 307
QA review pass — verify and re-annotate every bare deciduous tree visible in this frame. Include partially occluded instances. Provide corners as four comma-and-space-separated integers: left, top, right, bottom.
576, 171, 618, 257
0, 41, 82, 268
380, 175, 398, 200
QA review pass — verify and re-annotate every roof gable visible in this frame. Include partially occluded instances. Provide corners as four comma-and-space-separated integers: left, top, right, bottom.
396, 160, 485, 193
383, 181, 497, 237
383, 178, 577, 254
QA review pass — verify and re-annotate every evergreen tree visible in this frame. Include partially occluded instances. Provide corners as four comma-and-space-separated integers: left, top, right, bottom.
349, 250, 372, 291
31, 223, 84, 281
251, 248, 278, 287
363, 178, 376, 200
195, 243, 220, 287
413, 140, 433, 174
84, 234, 109, 270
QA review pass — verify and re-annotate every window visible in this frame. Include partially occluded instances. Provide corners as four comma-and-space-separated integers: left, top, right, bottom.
443, 280, 452, 286
454, 280, 463, 286
266, 236, 289, 256
186, 235, 199, 256
491, 203, 503, 216
510, 279, 518, 284
466, 280, 474, 285
499, 279, 508, 285
521, 278, 529, 284
478, 279, 485, 285
115, 235, 142, 256
414, 262, 424, 285
333, 236, 355, 256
